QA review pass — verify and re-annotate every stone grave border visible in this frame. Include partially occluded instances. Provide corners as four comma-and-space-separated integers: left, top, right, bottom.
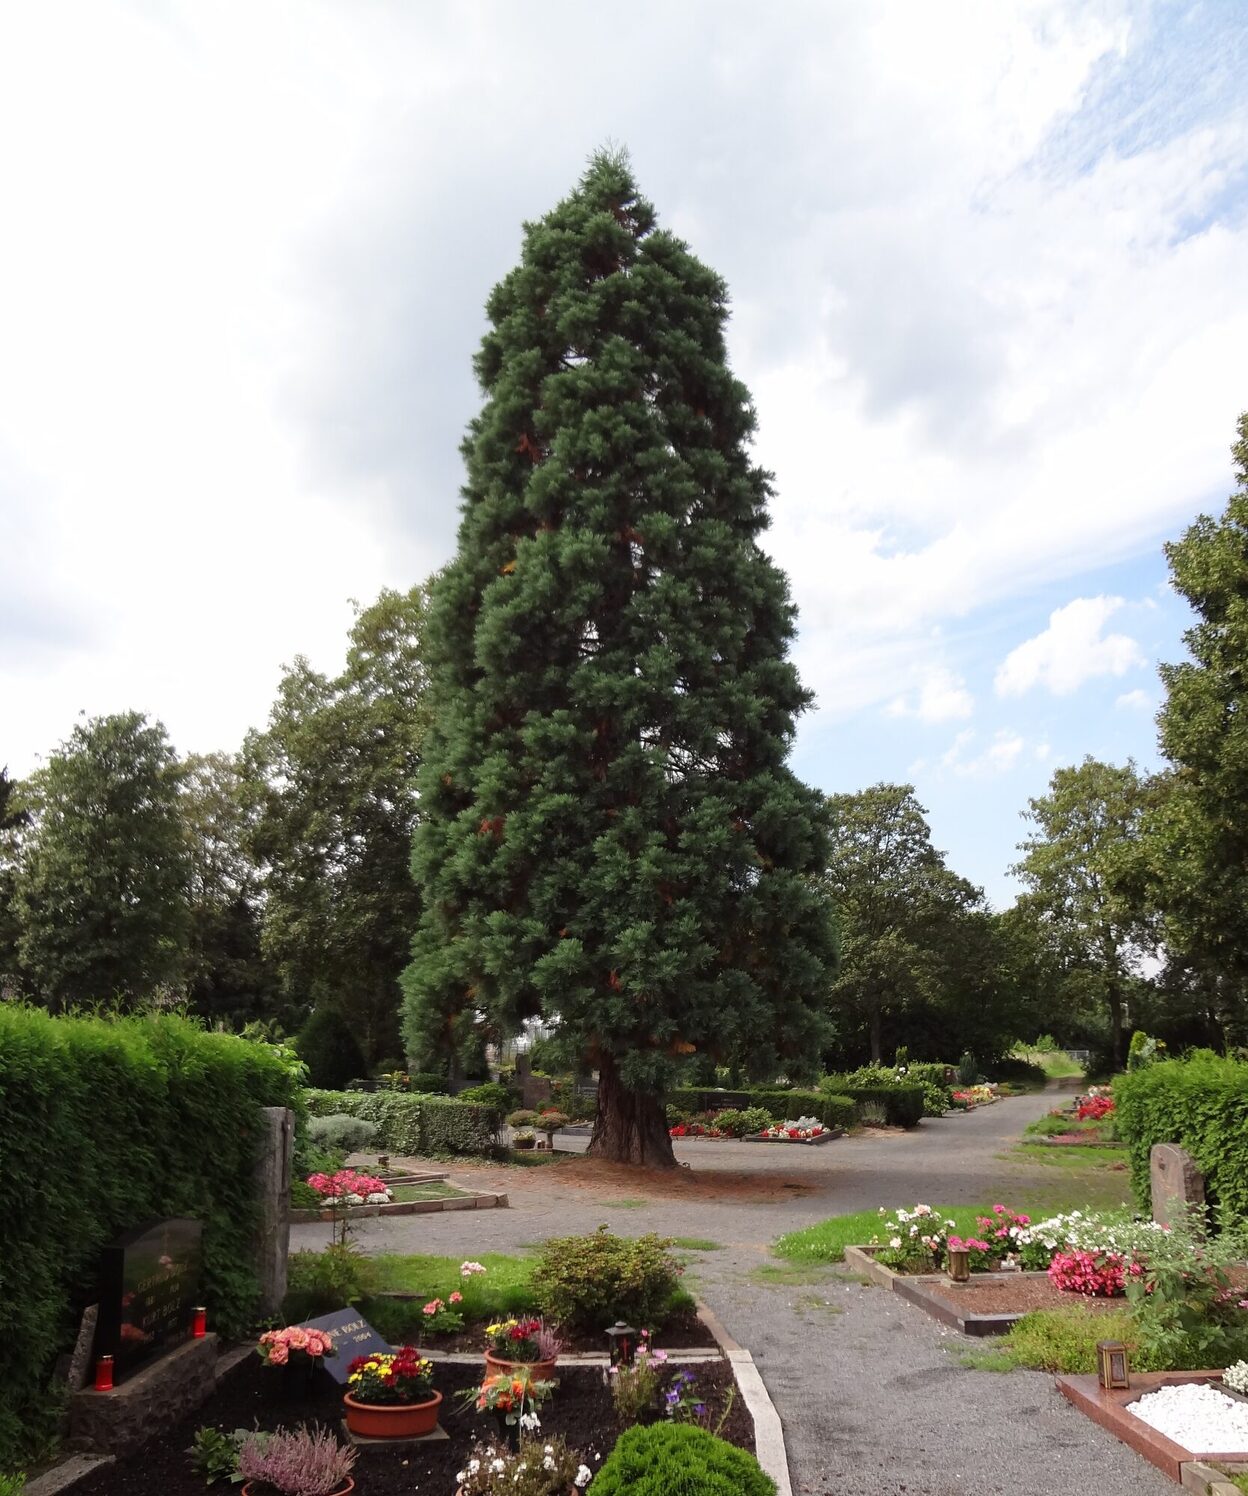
1055, 1370, 1248, 1490
843, 1243, 1051, 1334
289, 1171, 508, 1223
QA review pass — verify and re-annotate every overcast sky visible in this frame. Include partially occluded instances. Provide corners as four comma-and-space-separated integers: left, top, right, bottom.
2, 1, 1245, 906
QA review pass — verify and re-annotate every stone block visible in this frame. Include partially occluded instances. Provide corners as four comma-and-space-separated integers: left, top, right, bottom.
254, 1106, 294, 1317
1150, 1143, 1205, 1229
69, 1333, 219, 1456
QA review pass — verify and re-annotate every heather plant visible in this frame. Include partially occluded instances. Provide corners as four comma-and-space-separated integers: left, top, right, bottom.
236, 1426, 356, 1496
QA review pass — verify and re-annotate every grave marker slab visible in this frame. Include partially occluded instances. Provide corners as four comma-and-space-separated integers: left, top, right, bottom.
297, 1308, 391, 1383
1150, 1143, 1205, 1230
96, 1218, 202, 1381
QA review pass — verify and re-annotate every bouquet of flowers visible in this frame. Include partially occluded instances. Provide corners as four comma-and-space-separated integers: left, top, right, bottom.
257, 1325, 335, 1367
346, 1347, 435, 1405
484, 1317, 560, 1363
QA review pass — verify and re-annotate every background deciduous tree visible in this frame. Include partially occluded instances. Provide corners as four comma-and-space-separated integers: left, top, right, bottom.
1013, 757, 1149, 1066
14, 712, 190, 1009
402, 151, 837, 1164
242, 584, 431, 1062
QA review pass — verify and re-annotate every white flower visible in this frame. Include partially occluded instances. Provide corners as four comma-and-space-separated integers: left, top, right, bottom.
520, 1411, 541, 1431
491, 1458, 506, 1472
468, 1460, 480, 1473
456, 1473, 466, 1484
544, 1445, 553, 1454
575, 1465, 593, 1487
890, 1236, 902, 1249
544, 1455, 556, 1469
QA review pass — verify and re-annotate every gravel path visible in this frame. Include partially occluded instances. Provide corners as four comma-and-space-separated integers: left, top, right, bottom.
292, 1095, 1175, 1496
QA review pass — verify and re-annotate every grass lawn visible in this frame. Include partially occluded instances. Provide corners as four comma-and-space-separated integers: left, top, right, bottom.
774, 1204, 990, 1262
1013, 1046, 1084, 1080
366, 1251, 537, 1316
671, 1237, 722, 1251
388, 1181, 468, 1203
959, 1304, 1141, 1374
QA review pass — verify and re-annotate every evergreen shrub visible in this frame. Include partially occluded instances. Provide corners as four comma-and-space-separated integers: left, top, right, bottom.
295, 1005, 368, 1091
456, 1081, 516, 1111
817, 1074, 924, 1127
304, 1089, 501, 1156
1114, 1054, 1248, 1227
668, 1087, 858, 1130
531, 1227, 682, 1331
0, 1008, 299, 1469
408, 1071, 449, 1094
591, 1423, 776, 1496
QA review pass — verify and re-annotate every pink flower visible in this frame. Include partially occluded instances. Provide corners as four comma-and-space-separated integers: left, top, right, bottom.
992, 1204, 1005, 1215
423, 1299, 441, 1316
449, 1292, 463, 1304
268, 1341, 289, 1365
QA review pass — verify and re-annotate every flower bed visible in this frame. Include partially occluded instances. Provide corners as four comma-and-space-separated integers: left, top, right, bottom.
64, 1346, 757, 1496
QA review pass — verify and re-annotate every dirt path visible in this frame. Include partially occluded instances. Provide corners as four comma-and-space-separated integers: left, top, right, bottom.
291, 1095, 1170, 1496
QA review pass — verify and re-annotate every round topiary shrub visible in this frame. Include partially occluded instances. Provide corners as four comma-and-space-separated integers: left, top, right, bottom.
296, 1005, 369, 1091
306, 1112, 379, 1155
531, 1226, 682, 1331
592, 1423, 776, 1496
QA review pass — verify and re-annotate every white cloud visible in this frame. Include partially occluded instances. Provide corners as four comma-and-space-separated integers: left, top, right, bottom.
994, 597, 1146, 698
941, 728, 1026, 779
1116, 688, 1153, 710
886, 667, 974, 723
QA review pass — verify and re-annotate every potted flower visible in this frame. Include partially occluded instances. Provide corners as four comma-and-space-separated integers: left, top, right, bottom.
455, 1435, 592, 1495
237, 1425, 356, 1496
256, 1325, 335, 1394
344, 1346, 441, 1437
484, 1317, 562, 1381
513, 1129, 537, 1151
467, 1369, 557, 1452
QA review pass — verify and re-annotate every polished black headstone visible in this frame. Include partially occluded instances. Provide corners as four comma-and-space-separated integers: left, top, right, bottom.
297, 1308, 392, 1384
96, 1217, 203, 1380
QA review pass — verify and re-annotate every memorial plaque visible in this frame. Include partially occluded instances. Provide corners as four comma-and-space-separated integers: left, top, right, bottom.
297, 1308, 392, 1384
96, 1218, 203, 1380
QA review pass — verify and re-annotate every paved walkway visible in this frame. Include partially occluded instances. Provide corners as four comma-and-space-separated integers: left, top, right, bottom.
292, 1096, 1175, 1496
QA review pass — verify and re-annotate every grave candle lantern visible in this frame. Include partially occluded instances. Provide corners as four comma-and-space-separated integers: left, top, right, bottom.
94, 1355, 114, 1391
192, 1306, 207, 1338
1096, 1340, 1130, 1390
946, 1247, 970, 1283
605, 1321, 637, 1366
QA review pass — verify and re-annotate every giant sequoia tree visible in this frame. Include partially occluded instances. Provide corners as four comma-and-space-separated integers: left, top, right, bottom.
402, 152, 836, 1165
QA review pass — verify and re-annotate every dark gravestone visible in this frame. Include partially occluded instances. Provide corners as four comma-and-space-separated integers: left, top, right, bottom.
96, 1218, 202, 1381
297, 1308, 391, 1384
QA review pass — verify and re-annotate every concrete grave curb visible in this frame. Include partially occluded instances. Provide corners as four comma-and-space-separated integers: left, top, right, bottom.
696, 1297, 793, 1496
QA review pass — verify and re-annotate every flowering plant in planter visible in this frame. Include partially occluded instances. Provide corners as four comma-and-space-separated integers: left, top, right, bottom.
346, 1347, 435, 1404
1075, 1094, 1115, 1121
257, 1325, 336, 1367
1047, 1248, 1130, 1296
236, 1424, 356, 1496
872, 1203, 959, 1272
485, 1317, 558, 1363
455, 1437, 593, 1495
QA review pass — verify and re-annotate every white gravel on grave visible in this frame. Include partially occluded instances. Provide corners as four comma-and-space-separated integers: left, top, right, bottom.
1127, 1382, 1248, 1453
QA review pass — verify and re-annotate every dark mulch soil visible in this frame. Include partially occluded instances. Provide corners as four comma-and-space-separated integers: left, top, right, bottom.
920, 1276, 1126, 1317
70, 1352, 753, 1496
378, 1305, 716, 1355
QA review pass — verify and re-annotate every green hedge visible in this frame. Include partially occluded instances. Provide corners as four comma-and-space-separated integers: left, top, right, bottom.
0, 1008, 300, 1470
1114, 1054, 1248, 1228
304, 1089, 501, 1156
667, 1087, 858, 1131
819, 1074, 925, 1127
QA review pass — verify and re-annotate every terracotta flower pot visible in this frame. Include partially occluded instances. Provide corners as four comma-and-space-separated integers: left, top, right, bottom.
483, 1350, 558, 1383
243, 1483, 353, 1496
343, 1389, 442, 1438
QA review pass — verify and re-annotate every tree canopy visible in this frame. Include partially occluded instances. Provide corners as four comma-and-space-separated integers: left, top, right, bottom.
402, 150, 837, 1163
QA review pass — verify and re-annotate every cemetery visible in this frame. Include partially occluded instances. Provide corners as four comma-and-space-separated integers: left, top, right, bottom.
3, 26, 1248, 1494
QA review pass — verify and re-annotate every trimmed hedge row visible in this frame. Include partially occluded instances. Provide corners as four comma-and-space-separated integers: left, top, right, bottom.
0, 1008, 300, 1471
667, 1087, 859, 1131
1114, 1054, 1248, 1228
304, 1088, 501, 1155
819, 1074, 926, 1128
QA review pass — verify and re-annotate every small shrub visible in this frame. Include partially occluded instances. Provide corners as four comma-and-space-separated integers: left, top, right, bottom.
858, 1100, 888, 1127
592, 1423, 775, 1496
711, 1106, 774, 1137
1001, 1306, 1146, 1374
290, 1179, 321, 1209
408, 1070, 449, 1094
0, 1479, 24, 1496
307, 1113, 379, 1155
531, 1226, 682, 1331
506, 1109, 537, 1128
608, 1336, 666, 1422
535, 1109, 569, 1137
283, 1243, 372, 1320
957, 1051, 978, 1086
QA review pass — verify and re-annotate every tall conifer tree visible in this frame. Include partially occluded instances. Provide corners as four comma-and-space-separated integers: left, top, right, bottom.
402, 151, 836, 1164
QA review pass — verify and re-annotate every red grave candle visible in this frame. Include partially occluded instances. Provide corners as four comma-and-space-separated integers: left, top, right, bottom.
192, 1306, 207, 1338
94, 1355, 114, 1391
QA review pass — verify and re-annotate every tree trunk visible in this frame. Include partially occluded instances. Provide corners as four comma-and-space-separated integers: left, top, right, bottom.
1105, 976, 1124, 1067
587, 1051, 676, 1167
869, 1003, 882, 1066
